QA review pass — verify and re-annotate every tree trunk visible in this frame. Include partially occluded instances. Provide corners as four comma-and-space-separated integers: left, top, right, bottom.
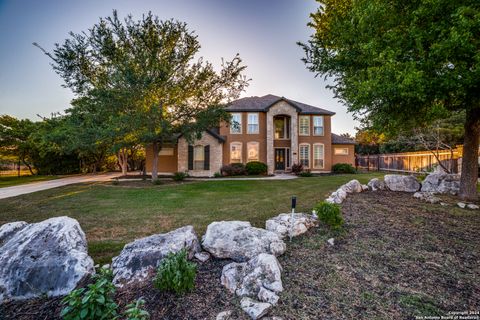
151, 141, 159, 182
118, 149, 128, 176
459, 109, 480, 201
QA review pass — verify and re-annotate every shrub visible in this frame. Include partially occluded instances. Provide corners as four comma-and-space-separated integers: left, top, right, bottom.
313, 201, 344, 230
220, 163, 246, 176
332, 163, 356, 174
61, 267, 118, 320
112, 178, 120, 185
172, 171, 188, 181
299, 170, 313, 177
153, 249, 197, 295
245, 161, 268, 175
291, 163, 303, 175
124, 298, 150, 320
213, 172, 222, 178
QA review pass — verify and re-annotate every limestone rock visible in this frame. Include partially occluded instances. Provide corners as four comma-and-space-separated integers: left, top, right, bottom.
325, 188, 347, 204
467, 204, 479, 210
221, 253, 283, 298
340, 179, 363, 193
413, 192, 441, 204
421, 173, 460, 195
258, 287, 279, 305
202, 221, 286, 262
265, 213, 317, 239
194, 251, 210, 262
241, 297, 271, 320
216, 310, 233, 320
327, 238, 335, 246
0, 217, 94, 302
111, 225, 200, 287
384, 175, 420, 192
457, 202, 466, 208
367, 178, 386, 191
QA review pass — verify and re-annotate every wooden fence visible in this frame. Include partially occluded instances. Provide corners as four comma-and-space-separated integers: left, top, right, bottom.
356, 150, 461, 173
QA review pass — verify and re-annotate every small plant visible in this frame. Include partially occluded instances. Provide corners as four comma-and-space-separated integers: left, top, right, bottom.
332, 163, 356, 174
152, 179, 163, 185
213, 172, 222, 178
172, 171, 188, 181
299, 170, 313, 177
124, 298, 150, 320
153, 249, 197, 295
112, 178, 120, 185
313, 201, 344, 230
220, 163, 247, 176
291, 163, 303, 175
245, 161, 268, 175
61, 267, 118, 320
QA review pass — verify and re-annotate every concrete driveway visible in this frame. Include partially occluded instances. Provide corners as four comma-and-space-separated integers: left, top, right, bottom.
0, 173, 122, 200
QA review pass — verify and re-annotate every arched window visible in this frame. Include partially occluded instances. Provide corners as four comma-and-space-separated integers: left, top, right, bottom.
230, 142, 242, 163
247, 142, 259, 162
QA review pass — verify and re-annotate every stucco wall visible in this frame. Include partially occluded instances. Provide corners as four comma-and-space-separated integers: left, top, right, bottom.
177, 133, 223, 177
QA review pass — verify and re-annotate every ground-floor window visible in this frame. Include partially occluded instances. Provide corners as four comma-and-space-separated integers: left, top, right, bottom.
193, 145, 205, 170
231, 142, 242, 163
313, 144, 325, 169
247, 142, 259, 162
299, 144, 310, 168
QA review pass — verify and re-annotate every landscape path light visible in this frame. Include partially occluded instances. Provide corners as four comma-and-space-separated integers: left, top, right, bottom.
290, 196, 296, 242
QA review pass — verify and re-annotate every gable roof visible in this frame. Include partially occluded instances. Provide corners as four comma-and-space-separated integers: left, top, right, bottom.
226, 94, 335, 115
177, 129, 225, 143
331, 133, 356, 145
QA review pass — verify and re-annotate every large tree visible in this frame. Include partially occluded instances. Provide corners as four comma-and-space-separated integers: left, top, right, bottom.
301, 0, 480, 200
36, 11, 248, 181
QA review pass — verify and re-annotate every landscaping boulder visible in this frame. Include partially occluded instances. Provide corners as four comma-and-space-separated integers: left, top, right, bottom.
241, 297, 271, 320
265, 213, 317, 239
413, 192, 441, 204
367, 178, 386, 191
111, 225, 200, 287
325, 188, 347, 204
340, 179, 363, 193
202, 221, 286, 262
384, 174, 420, 192
221, 253, 283, 300
420, 173, 460, 195
0, 217, 94, 302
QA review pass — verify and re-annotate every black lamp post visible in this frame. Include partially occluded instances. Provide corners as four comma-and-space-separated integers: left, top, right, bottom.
289, 196, 296, 241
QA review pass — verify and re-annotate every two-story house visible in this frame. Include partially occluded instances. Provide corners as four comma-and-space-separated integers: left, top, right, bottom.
145, 94, 355, 176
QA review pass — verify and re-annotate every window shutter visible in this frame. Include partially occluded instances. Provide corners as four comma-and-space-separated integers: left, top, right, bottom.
204, 145, 210, 170
188, 145, 194, 170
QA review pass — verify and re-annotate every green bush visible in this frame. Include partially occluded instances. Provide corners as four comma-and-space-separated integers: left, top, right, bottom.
291, 163, 303, 175
299, 170, 313, 177
313, 201, 344, 230
124, 298, 150, 320
153, 249, 197, 295
332, 163, 356, 174
245, 161, 268, 175
172, 171, 188, 181
61, 267, 118, 320
221, 163, 246, 176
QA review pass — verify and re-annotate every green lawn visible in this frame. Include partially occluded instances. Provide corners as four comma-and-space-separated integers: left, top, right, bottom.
0, 175, 60, 188
0, 173, 382, 264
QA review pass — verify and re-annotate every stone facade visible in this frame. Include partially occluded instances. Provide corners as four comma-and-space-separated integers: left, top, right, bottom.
266, 101, 298, 175
177, 133, 223, 177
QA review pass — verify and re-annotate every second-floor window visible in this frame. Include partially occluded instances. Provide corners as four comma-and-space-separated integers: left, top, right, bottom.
274, 116, 290, 139
247, 113, 259, 134
313, 116, 324, 136
230, 113, 242, 134
299, 116, 310, 136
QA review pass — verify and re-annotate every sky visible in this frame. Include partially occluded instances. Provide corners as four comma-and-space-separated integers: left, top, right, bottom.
0, 0, 357, 134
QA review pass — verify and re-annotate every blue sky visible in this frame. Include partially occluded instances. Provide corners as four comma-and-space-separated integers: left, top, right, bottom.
0, 0, 357, 134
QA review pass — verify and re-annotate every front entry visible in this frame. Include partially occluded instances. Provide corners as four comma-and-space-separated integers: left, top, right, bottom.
275, 148, 286, 171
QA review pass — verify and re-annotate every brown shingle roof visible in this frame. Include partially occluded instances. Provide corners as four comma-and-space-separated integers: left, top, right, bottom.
226, 94, 335, 115
331, 133, 356, 145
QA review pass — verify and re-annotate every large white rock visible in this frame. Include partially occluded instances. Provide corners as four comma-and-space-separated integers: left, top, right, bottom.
340, 179, 363, 193
265, 213, 317, 239
413, 192, 441, 204
111, 225, 200, 287
421, 173, 460, 195
221, 253, 283, 298
367, 178, 386, 191
325, 188, 347, 204
202, 221, 286, 262
384, 174, 421, 192
0, 217, 94, 302
241, 297, 272, 320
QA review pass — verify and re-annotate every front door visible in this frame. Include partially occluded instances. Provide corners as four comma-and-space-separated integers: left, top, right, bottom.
275, 148, 286, 171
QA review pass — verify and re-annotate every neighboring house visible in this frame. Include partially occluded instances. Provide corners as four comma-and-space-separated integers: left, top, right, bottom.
145, 94, 356, 176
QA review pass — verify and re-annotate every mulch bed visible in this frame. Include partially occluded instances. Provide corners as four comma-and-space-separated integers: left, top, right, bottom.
1, 191, 479, 319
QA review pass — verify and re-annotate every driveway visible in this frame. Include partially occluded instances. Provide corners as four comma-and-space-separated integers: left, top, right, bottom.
0, 173, 122, 200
